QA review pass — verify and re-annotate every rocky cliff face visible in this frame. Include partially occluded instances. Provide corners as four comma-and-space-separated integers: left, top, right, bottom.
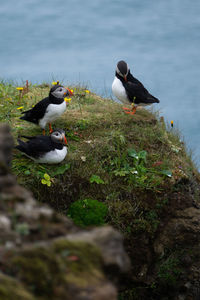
0, 124, 130, 300
153, 205, 200, 300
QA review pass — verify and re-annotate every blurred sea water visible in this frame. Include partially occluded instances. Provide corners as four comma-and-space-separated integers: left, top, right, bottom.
1, 0, 200, 167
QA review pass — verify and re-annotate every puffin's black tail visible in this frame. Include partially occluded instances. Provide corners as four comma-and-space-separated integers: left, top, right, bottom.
15, 139, 29, 155
20, 115, 27, 121
20, 110, 31, 121
20, 110, 38, 124
146, 94, 160, 104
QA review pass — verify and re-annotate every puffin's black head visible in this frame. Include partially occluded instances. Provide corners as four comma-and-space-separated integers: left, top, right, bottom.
50, 129, 67, 145
49, 85, 67, 99
116, 60, 130, 81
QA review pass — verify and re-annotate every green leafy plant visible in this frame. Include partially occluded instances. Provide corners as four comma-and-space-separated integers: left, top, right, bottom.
111, 148, 148, 186
68, 198, 108, 227
41, 173, 52, 187
50, 163, 70, 176
110, 147, 173, 190
89, 174, 105, 184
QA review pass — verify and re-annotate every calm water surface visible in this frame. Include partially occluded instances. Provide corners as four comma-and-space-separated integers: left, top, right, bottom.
1, 0, 200, 167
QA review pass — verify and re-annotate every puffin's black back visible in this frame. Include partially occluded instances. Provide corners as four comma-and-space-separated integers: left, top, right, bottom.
20, 97, 50, 124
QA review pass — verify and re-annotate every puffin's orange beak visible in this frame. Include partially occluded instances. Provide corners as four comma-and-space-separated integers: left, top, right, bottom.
66, 88, 74, 96
64, 136, 68, 145
61, 133, 68, 145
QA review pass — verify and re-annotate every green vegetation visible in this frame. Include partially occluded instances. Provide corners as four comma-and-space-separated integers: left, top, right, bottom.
89, 174, 105, 184
0, 80, 199, 299
0, 274, 34, 300
109, 146, 172, 190
158, 255, 181, 287
68, 198, 108, 227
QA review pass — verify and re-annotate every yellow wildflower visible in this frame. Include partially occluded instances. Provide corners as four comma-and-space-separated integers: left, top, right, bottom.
16, 87, 23, 91
171, 120, 174, 127
85, 90, 90, 94
17, 106, 24, 110
52, 81, 58, 85
65, 97, 72, 103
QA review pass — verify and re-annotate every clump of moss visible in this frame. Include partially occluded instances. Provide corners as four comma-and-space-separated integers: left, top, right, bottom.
11, 247, 62, 297
53, 239, 104, 286
68, 198, 108, 227
0, 274, 34, 300
7, 240, 104, 299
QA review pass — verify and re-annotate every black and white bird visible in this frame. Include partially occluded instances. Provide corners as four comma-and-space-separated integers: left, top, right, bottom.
112, 60, 160, 114
20, 85, 73, 134
16, 129, 68, 164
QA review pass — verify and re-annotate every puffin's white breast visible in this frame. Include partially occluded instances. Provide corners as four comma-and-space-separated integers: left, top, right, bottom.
112, 77, 130, 105
34, 147, 67, 164
39, 101, 66, 129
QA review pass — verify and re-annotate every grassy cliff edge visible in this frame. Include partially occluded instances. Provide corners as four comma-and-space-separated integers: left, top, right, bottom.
1, 82, 200, 299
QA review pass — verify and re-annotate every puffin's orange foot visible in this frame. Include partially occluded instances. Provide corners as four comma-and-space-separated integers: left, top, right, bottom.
123, 107, 133, 114
49, 123, 53, 133
123, 107, 137, 115
126, 108, 137, 115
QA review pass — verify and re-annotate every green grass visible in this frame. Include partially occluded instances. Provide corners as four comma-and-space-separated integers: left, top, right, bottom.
0, 80, 198, 217
0, 81, 200, 299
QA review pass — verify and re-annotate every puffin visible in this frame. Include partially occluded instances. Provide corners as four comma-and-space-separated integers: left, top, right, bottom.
16, 129, 68, 164
112, 60, 160, 114
20, 84, 73, 134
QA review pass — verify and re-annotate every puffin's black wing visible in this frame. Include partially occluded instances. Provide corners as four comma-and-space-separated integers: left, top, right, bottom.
128, 73, 147, 89
124, 77, 159, 104
20, 97, 50, 124
16, 135, 54, 158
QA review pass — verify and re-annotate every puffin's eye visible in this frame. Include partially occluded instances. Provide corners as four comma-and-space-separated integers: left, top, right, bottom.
55, 133, 59, 136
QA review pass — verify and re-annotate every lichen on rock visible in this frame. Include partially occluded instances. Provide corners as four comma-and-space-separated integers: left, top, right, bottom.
0, 273, 35, 300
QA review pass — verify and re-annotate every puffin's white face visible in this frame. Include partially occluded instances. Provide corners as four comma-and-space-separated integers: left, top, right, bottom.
116, 60, 130, 80
51, 129, 67, 145
51, 86, 67, 98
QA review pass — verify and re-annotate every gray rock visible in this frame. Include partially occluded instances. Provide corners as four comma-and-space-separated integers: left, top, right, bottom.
66, 226, 130, 272
0, 215, 11, 231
